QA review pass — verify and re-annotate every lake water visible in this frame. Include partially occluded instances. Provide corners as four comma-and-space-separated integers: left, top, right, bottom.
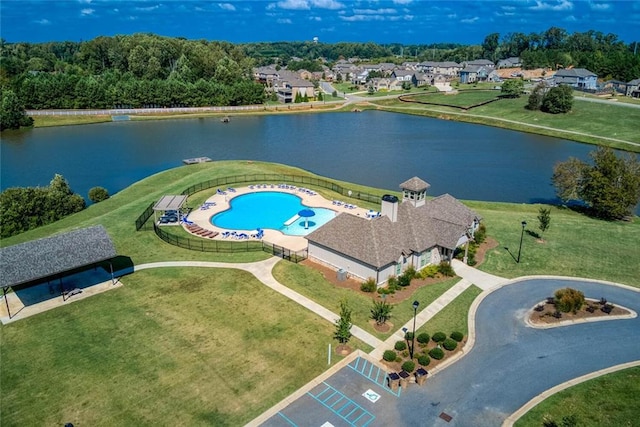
0, 111, 598, 206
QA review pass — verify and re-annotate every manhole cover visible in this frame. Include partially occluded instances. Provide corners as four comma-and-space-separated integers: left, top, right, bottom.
439, 412, 453, 422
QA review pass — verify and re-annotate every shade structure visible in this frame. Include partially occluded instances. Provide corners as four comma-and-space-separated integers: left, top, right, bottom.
298, 209, 316, 229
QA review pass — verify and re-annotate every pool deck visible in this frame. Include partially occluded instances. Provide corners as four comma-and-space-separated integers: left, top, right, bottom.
183, 185, 374, 252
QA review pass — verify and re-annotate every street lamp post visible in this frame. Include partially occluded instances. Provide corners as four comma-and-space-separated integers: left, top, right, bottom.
517, 221, 527, 263
410, 300, 420, 359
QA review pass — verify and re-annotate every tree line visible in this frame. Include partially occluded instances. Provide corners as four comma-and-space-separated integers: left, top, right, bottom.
0, 175, 85, 238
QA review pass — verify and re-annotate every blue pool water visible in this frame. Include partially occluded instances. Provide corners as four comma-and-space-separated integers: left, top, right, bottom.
211, 192, 336, 236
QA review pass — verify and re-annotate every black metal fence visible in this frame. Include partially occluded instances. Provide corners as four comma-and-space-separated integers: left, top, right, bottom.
154, 224, 308, 262
135, 202, 156, 231
136, 172, 386, 258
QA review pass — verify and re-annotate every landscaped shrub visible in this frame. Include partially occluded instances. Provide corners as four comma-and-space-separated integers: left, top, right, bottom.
429, 347, 445, 360
377, 287, 394, 295
419, 265, 439, 279
404, 332, 414, 341
417, 332, 430, 344
554, 288, 585, 313
88, 186, 110, 203
401, 361, 415, 373
383, 350, 397, 362
450, 331, 464, 342
438, 261, 455, 277
404, 265, 417, 279
474, 223, 486, 244
360, 278, 377, 293
387, 276, 399, 291
442, 338, 457, 351
394, 341, 407, 351
432, 332, 447, 343
417, 354, 430, 366
398, 274, 411, 287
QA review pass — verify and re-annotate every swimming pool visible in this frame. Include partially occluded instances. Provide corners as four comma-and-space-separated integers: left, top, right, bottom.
211, 192, 336, 236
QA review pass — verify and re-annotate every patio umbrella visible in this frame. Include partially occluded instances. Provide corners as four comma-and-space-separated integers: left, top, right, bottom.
298, 208, 315, 229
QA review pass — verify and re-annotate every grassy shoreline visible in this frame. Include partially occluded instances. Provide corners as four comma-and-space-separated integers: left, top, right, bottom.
27, 93, 640, 152
1, 161, 638, 425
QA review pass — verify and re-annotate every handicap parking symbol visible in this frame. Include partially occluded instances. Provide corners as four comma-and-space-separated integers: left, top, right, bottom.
362, 389, 381, 403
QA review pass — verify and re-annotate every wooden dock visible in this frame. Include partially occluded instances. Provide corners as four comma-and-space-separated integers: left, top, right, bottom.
183, 157, 212, 165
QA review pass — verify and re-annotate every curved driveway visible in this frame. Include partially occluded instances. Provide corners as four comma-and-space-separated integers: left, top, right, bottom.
391, 278, 640, 427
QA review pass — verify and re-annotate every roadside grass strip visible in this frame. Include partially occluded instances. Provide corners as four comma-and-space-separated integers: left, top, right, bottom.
348, 357, 401, 397
308, 382, 375, 427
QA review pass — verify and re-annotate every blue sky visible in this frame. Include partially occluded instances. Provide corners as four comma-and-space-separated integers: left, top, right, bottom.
1, 0, 639, 45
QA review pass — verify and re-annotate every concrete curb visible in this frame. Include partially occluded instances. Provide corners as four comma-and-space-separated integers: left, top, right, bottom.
524, 299, 637, 330
502, 360, 640, 426
245, 349, 376, 427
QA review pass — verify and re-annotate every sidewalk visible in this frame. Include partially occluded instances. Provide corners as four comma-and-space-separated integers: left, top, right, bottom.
451, 259, 508, 290
369, 278, 474, 360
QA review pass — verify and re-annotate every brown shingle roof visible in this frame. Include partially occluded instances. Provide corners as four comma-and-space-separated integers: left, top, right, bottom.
399, 177, 430, 192
307, 194, 479, 268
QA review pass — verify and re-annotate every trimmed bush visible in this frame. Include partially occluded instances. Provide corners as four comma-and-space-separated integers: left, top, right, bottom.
438, 261, 455, 277
450, 331, 464, 342
387, 276, 399, 291
394, 341, 407, 351
88, 186, 110, 203
554, 287, 585, 313
429, 347, 445, 360
360, 278, 377, 293
401, 361, 415, 373
383, 350, 397, 362
398, 274, 411, 287
417, 354, 430, 366
432, 332, 447, 343
442, 338, 457, 351
417, 332, 430, 344
474, 223, 486, 244
419, 265, 439, 279
404, 332, 414, 341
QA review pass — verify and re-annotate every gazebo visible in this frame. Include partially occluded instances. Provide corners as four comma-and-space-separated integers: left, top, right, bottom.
153, 195, 188, 224
0, 225, 117, 319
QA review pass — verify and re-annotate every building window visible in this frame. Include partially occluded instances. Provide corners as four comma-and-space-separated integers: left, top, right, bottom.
396, 264, 401, 275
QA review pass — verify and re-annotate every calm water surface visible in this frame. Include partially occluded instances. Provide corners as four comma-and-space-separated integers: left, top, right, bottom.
1, 111, 595, 205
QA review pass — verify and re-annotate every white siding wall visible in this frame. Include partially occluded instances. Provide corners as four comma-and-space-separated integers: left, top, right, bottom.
308, 243, 376, 282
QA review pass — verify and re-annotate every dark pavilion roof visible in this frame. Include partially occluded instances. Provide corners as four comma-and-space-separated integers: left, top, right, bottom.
307, 194, 479, 269
399, 177, 430, 192
0, 225, 116, 289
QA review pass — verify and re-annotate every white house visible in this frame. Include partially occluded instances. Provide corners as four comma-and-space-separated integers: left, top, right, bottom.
306, 177, 480, 285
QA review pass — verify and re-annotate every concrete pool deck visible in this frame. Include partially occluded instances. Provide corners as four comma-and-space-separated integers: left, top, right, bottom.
183, 184, 374, 252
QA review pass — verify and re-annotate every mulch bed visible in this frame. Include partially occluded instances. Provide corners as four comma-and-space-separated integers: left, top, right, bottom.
380, 338, 467, 373
300, 237, 499, 304
529, 298, 630, 325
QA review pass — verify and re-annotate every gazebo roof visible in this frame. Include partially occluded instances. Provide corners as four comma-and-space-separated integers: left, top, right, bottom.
0, 225, 116, 289
153, 195, 188, 211
399, 177, 430, 192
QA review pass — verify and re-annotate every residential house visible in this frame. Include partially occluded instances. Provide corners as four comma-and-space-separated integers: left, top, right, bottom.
553, 68, 598, 90
306, 177, 480, 285
465, 59, 495, 69
497, 57, 521, 68
275, 72, 315, 103
417, 61, 461, 77
369, 78, 392, 92
254, 65, 280, 85
459, 66, 488, 83
625, 78, 640, 98
391, 69, 415, 82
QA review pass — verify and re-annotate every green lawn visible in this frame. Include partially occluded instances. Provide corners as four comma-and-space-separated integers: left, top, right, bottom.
402, 90, 501, 108
515, 366, 640, 427
271, 261, 460, 339
0, 268, 370, 426
1, 161, 639, 425
370, 95, 640, 152
418, 285, 483, 336
33, 114, 113, 127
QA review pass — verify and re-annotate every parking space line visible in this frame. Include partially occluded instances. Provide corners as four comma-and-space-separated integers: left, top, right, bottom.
308, 382, 375, 427
347, 357, 401, 397
277, 411, 298, 426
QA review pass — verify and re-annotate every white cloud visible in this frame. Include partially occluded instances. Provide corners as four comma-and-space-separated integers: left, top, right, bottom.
277, 18, 293, 23
135, 5, 161, 12
530, 1, 574, 11
353, 8, 397, 14
447, 13, 457, 18
501, 5, 516, 11
218, 3, 236, 11
392, 0, 413, 4
80, 8, 95, 16
310, 16, 322, 21
311, 0, 344, 9
403, 14, 414, 21
589, 2, 611, 10
34, 18, 51, 25
461, 16, 479, 23
277, 0, 310, 10
340, 14, 386, 21
78, 0, 92, 3
563, 15, 577, 21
